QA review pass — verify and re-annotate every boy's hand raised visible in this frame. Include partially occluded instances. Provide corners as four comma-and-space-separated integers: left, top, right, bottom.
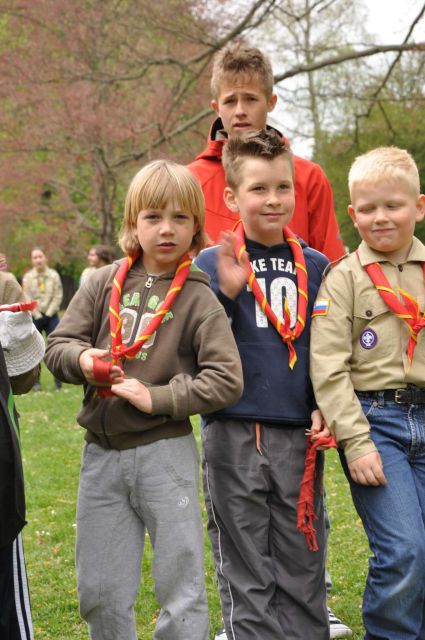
111, 377, 153, 414
217, 230, 249, 299
79, 348, 124, 386
348, 451, 387, 486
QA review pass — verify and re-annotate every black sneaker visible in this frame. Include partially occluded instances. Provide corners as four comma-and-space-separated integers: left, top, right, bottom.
54, 379, 62, 390
33, 381, 41, 391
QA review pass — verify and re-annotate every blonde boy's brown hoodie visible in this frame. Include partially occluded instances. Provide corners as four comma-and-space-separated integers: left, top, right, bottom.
45, 258, 243, 450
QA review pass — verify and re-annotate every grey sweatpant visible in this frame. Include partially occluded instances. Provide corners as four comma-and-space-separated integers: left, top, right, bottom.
76, 434, 209, 640
202, 419, 329, 640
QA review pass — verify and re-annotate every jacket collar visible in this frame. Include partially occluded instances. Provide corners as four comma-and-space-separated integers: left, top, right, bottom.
194, 118, 286, 162
357, 237, 425, 266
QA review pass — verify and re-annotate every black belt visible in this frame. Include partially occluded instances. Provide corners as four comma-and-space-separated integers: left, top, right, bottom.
360, 387, 425, 404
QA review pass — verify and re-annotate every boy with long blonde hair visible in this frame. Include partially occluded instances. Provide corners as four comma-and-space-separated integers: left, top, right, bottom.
46, 160, 243, 640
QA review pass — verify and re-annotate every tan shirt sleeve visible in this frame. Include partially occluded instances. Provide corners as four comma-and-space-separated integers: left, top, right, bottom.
310, 264, 377, 463
0, 272, 24, 305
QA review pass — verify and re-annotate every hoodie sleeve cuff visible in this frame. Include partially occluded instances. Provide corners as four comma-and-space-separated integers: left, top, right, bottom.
149, 384, 174, 417
62, 346, 91, 383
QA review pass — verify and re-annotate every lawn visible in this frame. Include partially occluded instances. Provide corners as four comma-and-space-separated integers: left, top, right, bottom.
16, 365, 369, 639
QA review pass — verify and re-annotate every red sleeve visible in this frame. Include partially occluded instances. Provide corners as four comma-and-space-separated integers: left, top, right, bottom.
293, 157, 346, 261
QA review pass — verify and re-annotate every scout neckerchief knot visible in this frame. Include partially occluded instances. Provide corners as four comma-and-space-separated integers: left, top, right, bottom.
358, 252, 425, 366
94, 250, 192, 396
232, 219, 308, 369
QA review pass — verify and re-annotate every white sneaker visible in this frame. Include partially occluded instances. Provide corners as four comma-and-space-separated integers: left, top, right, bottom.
328, 608, 353, 638
215, 612, 352, 639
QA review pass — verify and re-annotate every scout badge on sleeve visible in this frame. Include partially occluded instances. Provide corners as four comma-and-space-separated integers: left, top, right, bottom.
232, 219, 308, 369
93, 250, 192, 396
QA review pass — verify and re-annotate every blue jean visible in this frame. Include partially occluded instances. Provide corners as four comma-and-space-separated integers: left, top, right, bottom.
339, 392, 425, 640
34, 312, 60, 337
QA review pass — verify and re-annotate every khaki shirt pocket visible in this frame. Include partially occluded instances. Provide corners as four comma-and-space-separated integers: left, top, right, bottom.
352, 293, 394, 363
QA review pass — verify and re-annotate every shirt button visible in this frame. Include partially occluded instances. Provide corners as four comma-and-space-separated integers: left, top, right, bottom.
398, 265, 403, 272
366, 310, 372, 317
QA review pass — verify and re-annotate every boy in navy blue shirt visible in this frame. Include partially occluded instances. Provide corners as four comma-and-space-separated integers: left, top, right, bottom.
195, 128, 330, 639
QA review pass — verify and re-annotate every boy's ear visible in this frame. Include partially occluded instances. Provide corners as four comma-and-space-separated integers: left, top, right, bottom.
415, 194, 425, 222
211, 99, 219, 115
268, 93, 277, 113
224, 186, 239, 213
348, 204, 358, 228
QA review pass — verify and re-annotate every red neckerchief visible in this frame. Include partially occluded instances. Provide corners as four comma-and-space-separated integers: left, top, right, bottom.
232, 220, 308, 369
358, 251, 425, 366
297, 434, 337, 551
109, 250, 192, 364
95, 251, 192, 396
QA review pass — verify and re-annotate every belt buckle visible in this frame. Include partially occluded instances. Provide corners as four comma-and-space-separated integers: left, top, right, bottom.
395, 389, 404, 403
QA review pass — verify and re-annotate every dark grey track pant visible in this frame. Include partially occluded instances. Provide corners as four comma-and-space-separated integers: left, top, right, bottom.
202, 420, 329, 640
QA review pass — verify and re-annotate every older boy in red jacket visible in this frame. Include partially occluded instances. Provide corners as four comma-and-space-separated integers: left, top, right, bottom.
188, 43, 345, 262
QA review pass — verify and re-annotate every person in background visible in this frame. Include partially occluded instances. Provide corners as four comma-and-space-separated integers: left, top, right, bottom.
188, 43, 345, 261
0, 253, 22, 302
22, 247, 63, 390
79, 244, 113, 287
0, 283, 45, 640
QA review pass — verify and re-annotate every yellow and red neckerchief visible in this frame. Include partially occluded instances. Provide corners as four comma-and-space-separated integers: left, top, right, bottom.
359, 251, 425, 366
233, 220, 308, 369
94, 250, 192, 397
109, 250, 192, 365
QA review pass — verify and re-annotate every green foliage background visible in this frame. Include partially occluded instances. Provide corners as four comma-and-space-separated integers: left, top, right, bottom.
318, 96, 425, 252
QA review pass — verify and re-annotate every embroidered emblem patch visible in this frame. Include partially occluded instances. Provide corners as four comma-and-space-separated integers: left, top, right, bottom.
360, 328, 378, 349
312, 299, 330, 317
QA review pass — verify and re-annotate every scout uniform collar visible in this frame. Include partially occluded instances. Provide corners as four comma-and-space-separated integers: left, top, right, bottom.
357, 237, 425, 265
232, 219, 308, 369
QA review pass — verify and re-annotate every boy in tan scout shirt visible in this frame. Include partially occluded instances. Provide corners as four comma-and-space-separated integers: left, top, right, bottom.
311, 146, 425, 639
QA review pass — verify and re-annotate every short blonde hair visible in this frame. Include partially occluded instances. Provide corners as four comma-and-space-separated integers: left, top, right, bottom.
222, 128, 294, 191
119, 160, 207, 255
348, 146, 420, 200
211, 43, 274, 101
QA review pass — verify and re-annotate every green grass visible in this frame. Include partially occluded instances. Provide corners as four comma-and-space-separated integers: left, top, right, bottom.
16, 365, 368, 639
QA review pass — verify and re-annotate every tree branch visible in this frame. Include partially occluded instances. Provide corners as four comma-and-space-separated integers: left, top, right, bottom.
362, 2, 425, 118
273, 41, 425, 81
